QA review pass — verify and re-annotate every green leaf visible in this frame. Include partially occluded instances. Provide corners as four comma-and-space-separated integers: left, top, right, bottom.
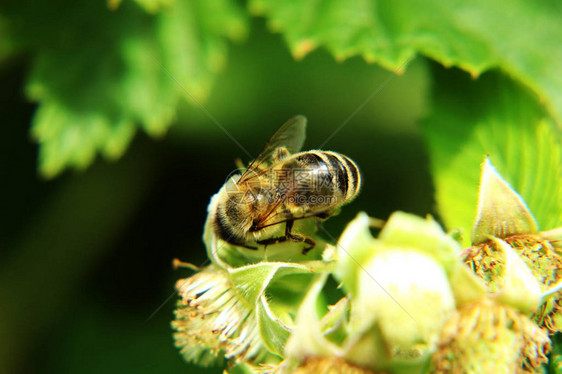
6, 0, 247, 177
423, 69, 562, 245
249, 0, 562, 126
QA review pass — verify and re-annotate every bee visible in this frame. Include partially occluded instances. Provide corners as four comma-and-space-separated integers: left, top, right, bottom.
209, 115, 361, 254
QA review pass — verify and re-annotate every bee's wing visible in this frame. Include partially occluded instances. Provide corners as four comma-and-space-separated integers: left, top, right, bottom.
262, 115, 307, 155
238, 115, 307, 183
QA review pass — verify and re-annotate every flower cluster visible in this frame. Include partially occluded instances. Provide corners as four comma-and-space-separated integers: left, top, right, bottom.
171, 158, 562, 373
171, 265, 264, 366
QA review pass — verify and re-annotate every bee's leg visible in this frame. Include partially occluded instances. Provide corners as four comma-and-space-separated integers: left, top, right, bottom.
238, 243, 258, 250
297, 236, 316, 254
256, 236, 288, 247
226, 237, 257, 250
256, 234, 315, 253
255, 220, 297, 248
256, 236, 289, 247
256, 221, 316, 254
284, 220, 316, 254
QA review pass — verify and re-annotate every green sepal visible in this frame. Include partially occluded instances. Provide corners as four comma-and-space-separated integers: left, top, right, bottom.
471, 158, 538, 244
284, 274, 343, 362
334, 212, 377, 296
228, 262, 315, 357
257, 294, 292, 357
378, 211, 462, 275
449, 263, 487, 307
490, 237, 542, 314
228, 262, 314, 306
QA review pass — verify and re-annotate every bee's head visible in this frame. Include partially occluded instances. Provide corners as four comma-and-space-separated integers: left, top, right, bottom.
222, 177, 273, 230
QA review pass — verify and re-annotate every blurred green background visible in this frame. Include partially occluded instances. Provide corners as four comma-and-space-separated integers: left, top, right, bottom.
0, 5, 434, 374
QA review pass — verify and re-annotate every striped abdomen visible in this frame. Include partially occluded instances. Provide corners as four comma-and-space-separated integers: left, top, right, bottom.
278, 150, 361, 211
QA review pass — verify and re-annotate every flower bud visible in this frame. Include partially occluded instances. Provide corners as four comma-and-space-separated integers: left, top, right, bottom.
333, 212, 466, 370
